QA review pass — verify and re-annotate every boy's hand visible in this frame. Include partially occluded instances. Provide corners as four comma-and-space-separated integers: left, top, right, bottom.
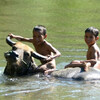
45, 55, 53, 62
8, 33, 15, 39
41, 56, 53, 63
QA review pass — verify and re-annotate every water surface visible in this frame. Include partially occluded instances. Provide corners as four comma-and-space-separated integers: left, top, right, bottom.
1, 0, 100, 100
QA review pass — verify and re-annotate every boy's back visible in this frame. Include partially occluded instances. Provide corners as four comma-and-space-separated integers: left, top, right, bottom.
87, 43, 100, 60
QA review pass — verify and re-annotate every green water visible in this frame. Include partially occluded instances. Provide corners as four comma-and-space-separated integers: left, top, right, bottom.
0, 0, 100, 100
1, 0, 100, 67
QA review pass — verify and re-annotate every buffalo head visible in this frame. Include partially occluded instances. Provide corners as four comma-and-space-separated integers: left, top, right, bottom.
4, 36, 47, 76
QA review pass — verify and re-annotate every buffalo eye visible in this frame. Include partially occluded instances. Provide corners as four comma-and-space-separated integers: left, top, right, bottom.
24, 51, 30, 57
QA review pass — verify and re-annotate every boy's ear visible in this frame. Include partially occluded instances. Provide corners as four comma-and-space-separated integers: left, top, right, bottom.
44, 34, 47, 39
96, 36, 99, 40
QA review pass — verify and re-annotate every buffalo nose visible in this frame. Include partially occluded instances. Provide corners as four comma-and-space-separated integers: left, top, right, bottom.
4, 52, 10, 58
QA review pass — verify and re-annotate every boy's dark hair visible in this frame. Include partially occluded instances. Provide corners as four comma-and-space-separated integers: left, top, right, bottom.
85, 27, 99, 37
33, 25, 46, 36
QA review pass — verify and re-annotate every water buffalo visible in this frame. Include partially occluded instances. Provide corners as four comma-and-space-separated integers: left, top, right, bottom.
51, 66, 100, 81
4, 36, 47, 76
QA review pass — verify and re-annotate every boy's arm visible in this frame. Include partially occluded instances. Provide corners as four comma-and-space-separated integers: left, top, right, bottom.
8, 33, 33, 43
46, 43, 61, 61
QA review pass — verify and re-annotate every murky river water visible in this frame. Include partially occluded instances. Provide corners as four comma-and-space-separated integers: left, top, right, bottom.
0, 67, 100, 100
1, 0, 100, 100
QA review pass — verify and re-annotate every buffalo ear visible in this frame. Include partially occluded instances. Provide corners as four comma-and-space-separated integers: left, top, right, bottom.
31, 52, 47, 60
6, 36, 16, 47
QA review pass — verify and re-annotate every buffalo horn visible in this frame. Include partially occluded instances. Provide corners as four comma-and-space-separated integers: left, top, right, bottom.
6, 36, 16, 46
31, 52, 47, 60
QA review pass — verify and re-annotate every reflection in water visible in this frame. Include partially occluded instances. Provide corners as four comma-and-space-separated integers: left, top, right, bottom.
62, 48, 87, 52
62, 55, 85, 58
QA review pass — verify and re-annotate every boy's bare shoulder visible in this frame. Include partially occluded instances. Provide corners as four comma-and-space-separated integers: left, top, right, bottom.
92, 43, 100, 51
89, 44, 100, 53
44, 40, 53, 47
43, 41, 55, 51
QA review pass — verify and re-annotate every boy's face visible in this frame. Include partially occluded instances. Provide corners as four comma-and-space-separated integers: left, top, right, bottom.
33, 30, 46, 45
84, 32, 98, 47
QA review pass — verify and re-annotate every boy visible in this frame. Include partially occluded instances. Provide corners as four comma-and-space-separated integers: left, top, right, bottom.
65, 27, 100, 71
8, 25, 61, 75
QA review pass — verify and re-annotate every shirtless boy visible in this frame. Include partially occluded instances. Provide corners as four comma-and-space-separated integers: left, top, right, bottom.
65, 27, 100, 71
9, 25, 61, 75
